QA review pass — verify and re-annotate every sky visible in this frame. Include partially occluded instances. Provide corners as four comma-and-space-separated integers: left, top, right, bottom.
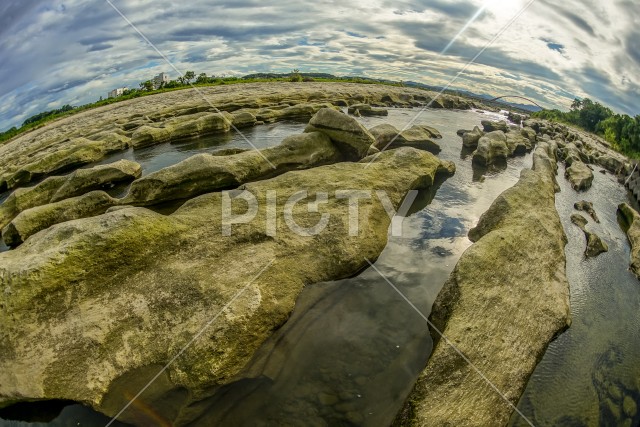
0, 0, 638, 131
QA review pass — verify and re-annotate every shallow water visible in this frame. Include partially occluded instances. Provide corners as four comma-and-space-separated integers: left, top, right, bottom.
2, 108, 638, 426
509, 165, 640, 427
177, 108, 534, 426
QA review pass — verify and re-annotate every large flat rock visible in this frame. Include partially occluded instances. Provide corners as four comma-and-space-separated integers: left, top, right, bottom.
397, 141, 571, 426
0, 148, 455, 426
0, 83, 480, 190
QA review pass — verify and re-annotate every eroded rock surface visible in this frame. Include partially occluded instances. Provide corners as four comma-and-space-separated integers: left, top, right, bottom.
0, 148, 455, 426
122, 131, 342, 206
571, 213, 608, 258
2, 190, 118, 246
305, 108, 375, 159
0, 160, 141, 230
368, 124, 441, 153
618, 203, 640, 279
397, 141, 571, 426
472, 131, 509, 166
0, 83, 481, 190
565, 161, 594, 191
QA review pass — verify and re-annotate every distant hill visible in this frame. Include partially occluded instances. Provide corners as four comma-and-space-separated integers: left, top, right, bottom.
404, 81, 543, 113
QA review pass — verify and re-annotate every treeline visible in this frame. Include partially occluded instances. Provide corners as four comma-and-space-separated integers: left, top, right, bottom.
0, 104, 77, 142
22, 104, 75, 126
533, 98, 640, 155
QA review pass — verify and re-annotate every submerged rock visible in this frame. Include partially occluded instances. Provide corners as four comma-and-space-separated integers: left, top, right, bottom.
2, 190, 118, 246
617, 203, 640, 279
0, 148, 455, 425
398, 141, 571, 426
571, 213, 608, 258
565, 161, 594, 191
305, 108, 376, 159
574, 200, 600, 223
472, 131, 509, 166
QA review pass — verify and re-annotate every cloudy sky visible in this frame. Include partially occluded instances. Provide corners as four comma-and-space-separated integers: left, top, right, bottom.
0, 0, 638, 131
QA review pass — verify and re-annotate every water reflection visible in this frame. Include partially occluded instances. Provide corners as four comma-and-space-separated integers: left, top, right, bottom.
510, 164, 640, 427
181, 108, 532, 426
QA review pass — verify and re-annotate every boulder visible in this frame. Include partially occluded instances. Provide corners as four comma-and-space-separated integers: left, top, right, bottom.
521, 127, 537, 144
347, 103, 388, 117
121, 131, 342, 206
481, 120, 509, 132
457, 129, 472, 137
472, 131, 509, 166
461, 126, 484, 149
305, 108, 376, 159
570, 213, 608, 257
368, 124, 440, 153
574, 200, 600, 223
0, 148, 455, 425
231, 111, 257, 128
505, 132, 533, 156
2, 191, 118, 246
398, 141, 570, 426
565, 161, 594, 191
617, 203, 640, 279
416, 125, 442, 139
585, 232, 609, 257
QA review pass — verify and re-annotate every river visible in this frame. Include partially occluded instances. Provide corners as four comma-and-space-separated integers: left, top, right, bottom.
0, 108, 638, 426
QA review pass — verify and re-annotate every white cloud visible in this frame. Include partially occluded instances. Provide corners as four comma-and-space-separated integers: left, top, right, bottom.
0, 0, 638, 131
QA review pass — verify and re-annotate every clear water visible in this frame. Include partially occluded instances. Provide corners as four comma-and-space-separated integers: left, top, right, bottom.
177, 108, 534, 426
509, 165, 640, 427
1, 108, 638, 427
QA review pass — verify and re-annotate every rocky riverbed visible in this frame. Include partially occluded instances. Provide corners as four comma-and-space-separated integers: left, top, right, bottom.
0, 83, 638, 426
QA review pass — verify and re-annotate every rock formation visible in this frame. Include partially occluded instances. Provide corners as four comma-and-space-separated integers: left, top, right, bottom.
472, 131, 509, 166
618, 203, 640, 279
0, 148, 455, 426
0, 160, 141, 230
574, 200, 600, 223
368, 124, 441, 153
397, 141, 571, 426
565, 161, 594, 191
570, 214, 608, 258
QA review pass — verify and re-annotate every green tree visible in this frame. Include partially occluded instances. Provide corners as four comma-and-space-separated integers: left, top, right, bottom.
183, 71, 195, 84
290, 68, 302, 82
196, 73, 208, 84
140, 80, 154, 91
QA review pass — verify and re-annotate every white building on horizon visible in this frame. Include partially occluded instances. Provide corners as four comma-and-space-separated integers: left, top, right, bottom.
107, 87, 128, 98
153, 72, 170, 89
